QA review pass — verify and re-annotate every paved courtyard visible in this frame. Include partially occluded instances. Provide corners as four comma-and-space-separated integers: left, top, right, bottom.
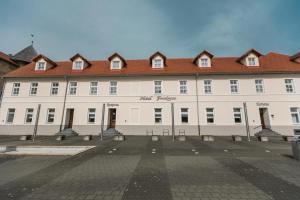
0, 136, 300, 200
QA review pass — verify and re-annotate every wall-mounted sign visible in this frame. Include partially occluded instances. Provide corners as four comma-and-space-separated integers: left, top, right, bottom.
107, 103, 119, 107
139, 96, 177, 101
256, 102, 269, 107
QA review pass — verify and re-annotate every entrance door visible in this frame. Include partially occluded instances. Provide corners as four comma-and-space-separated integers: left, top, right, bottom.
66, 109, 74, 129
108, 109, 116, 128
259, 108, 270, 129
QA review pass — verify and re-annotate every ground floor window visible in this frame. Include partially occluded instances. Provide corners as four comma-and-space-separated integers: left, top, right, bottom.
47, 108, 55, 123
25, 108, 34, 123
206, 108, 214, 123
154, 108, 162, 123
181, 108, 188, 123
6, 108, 15, 123
290, 107, 300, 124
233, 108, 242, 123
88, 108, 96, 123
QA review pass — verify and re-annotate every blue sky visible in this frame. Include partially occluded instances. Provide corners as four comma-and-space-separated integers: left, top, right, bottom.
0, 0, 299, 60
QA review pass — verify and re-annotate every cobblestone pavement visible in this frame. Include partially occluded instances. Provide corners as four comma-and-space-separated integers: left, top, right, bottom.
0, 136, 300, 200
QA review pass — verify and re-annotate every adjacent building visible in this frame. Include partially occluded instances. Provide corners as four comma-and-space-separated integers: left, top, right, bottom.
0, 49, 300, 137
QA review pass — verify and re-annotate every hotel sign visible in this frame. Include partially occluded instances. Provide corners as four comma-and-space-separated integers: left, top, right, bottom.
139, 96, 177, 101
256, 102, 269, 107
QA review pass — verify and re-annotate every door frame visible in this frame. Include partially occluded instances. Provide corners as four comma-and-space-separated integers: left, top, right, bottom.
65, 108, 74, 129
108, 108, 116, 128
259, 107, 270, 129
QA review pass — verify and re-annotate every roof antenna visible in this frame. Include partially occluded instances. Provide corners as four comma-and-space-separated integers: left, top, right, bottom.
30, 34, 34, 45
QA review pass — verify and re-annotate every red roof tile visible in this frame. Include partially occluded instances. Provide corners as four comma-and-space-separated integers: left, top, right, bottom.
0, 51, 17, 66
4, 52, 300, 78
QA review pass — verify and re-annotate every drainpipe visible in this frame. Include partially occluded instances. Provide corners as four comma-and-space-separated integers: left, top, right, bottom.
195, 74, 201, 136
59, 76, 69, 132
171, 102, 175, 141
32, 104, 41, 142
100, 103, 105, 140
243, 102, 251, 142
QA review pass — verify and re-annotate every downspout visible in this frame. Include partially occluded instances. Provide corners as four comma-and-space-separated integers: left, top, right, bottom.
100, 103, 105, 140
59, 75, 69, 132
243, 102, 251, 142
195, 74, 201, 136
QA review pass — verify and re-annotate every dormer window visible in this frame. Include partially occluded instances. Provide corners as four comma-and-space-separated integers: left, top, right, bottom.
200, 58, 209, 67
112, 60, 121, 69
70, 54, 91, 70
36, 61, 46, 70
150, 51, 166, 69
33, 54, 57, 71
193, 50, 214, 68
108, 53, 126, 70
74, 61, 83, 70
237, 49, 262, 67
247, 57, 256, 66
154, 59, 163, 68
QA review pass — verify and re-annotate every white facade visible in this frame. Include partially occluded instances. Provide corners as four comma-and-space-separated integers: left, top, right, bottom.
1, 74, 300, 136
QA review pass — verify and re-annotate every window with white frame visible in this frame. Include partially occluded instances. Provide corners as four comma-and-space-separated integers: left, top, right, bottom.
88, 108, 96, 123
29, 82, 38, 96
233, 108, 242, 123
109, 81, 117, 95
230, 80, 239, 94
74, 61, 83, 70
153, 59, 163, 68
6, 108, 15, 123
50, 82, 59, 95
47, 108, 55, 123
154, 108, 162, 123
181, 108, 189, 123
36, 61, 46, 70
25, 108, 34, 123
290, 107, 300, 124
90, 81, 98, 95
12, 82, 20, 96
200, 58, 208, 67
68, 82, 77, 95
206, 108, 214, 123
255, 79, 264, 93
112, 60, 121, 69
154, 81, 162, 95
247, 57, 256, 66
285, 79, 295, 93
204, 80, 212, 94
179, 80, 187, 94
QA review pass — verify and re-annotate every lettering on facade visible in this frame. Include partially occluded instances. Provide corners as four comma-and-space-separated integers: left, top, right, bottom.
139, 96, 177, 101
107, 103, 119, 107
256, 102, 269, 107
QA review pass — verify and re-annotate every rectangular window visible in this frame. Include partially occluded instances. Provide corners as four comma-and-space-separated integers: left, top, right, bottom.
285, 79, 295, 93
181, 108, 189, 123
88, 108, 96, 123
68, 82, 77, 95
201, 58, 208, 67
109, 81, 117, 95
25, 108, 34, 123
37, 62, 46, 70
179, 80, 187, 94
6, 108, 15, 123
290, 107, 300, 124
90, 81, 98, 95
204, 80, 212, 94
248, 57, 256, 66
47, 108, 55, 123
255, 79, 264, 93
154, 81, 162, 95
12, 82, 20, 96
112, 61, 120, 69
74, 61, 83, 69
230, 80, 239, 94
206, 108, 214, 124
154, 108, 162, 123
50, 82, 59, 95
233, 108, 242, 123
154, 59, 162, 68
29, 82, 38, 96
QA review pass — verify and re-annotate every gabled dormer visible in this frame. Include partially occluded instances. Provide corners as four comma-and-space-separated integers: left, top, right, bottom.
290, 52, 300, 63
237, 49, 262, 67
108, 53, 126, 70
32, 54, 57, 71
70, 53, 91, 70
150, 51, 166, 68
193, 50, 214, 68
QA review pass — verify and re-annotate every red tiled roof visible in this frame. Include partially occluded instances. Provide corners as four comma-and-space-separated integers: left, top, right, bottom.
0, 51, 17, 66
4, 52, 300, 78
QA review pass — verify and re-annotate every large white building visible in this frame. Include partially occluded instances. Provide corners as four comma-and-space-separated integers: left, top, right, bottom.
0, 49, 300, 137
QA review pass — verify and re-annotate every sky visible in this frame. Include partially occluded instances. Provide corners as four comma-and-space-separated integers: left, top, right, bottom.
0, 0, 299, 60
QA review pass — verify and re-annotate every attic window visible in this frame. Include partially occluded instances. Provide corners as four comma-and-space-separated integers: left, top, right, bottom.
247, 57, 256, 66
74, 61, 83, 70
112, 60, 121, 69
36, 61, 46, 70
153, 59, 163, 68
200, 58, 209, 67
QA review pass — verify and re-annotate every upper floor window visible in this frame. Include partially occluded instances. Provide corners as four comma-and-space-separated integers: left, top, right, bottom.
29, 82, 38, 96
90, 81, 98, 95
88, 108, 96, 123
290, 107, 300, 124
154, 108, 162, 123
112, 61, 121, 69
230, 80, 239, 94
12, 82, 20, 96
36, 61, 46, 70
255, 79, 264, 93
68, 82, 77, 95
181, 108, 189, 123
154, 81, 162, 95
179, 80, 187, 94
153, 59, 163, 68
25, 108, 34, 123
206, 108, 214, 124
74, 61, 83, 70
247, 57, 256, 66
109, 81, 117, 95
6, 108, 15, 123
47, 108, 55, 123
285, 79, 295, 93
233, 108, 242, 123
204, 80, 212, 94
50, 82, 59, 95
